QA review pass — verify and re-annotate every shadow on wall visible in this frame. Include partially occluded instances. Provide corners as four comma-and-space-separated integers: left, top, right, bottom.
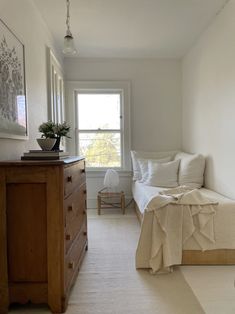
204, 155, 235, 199
204, 155, 215, 190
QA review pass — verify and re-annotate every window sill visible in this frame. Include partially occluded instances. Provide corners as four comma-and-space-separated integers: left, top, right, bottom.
86, 170, 132, 178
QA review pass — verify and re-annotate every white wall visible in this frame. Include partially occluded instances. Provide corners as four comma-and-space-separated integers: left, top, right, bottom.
64, 58, 182, 207
65, 58, 182, 151
0, 0, 62, 160
182, 0, 235, 198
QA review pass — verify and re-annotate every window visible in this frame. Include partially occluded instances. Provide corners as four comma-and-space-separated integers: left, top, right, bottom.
66, 81, 131, 171
47, 48, 65, 124
77, 92, 122, 168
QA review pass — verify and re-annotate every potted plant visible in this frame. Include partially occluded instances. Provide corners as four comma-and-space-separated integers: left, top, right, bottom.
37, 121, 71, 151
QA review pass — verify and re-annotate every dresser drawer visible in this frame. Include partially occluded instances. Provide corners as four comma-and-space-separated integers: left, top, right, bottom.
65, 222, 87, 291
65, 213, 87, 253
64, 160, 86, 197
64, 184, 86, 226
64, 186, 87, 253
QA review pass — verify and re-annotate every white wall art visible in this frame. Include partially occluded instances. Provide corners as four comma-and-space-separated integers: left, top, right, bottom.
0, 19, 27, 139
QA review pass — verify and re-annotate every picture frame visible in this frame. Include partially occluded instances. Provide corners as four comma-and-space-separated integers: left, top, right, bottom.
0, 18, 28, 139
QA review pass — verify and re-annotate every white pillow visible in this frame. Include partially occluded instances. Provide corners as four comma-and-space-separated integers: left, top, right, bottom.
174, 152, 205, 188
144, 159, 180, 188
130, 150, 177, 181
137, 156, 171, 183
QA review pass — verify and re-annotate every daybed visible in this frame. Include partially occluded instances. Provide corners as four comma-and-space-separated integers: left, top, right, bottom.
131, 150, 235, 273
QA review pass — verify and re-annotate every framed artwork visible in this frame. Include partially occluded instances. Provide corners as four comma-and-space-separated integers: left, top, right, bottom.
0, 18, 28, 139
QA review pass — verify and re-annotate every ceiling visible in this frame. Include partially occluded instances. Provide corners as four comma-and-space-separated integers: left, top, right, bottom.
33, 0, 229, 58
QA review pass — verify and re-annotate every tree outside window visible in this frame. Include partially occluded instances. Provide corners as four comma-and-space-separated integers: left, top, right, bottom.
77, 93, 122, 168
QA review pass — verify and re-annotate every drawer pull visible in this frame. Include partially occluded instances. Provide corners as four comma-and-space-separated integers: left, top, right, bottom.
68, 204, 74, 212
67, 176, 72, 183
83, 210, 86, 215
83, 190, 87, 195
81, 168, 85, 173
83, 231, 87, 236
68, 261, 75, 269
66, 234, 71, 241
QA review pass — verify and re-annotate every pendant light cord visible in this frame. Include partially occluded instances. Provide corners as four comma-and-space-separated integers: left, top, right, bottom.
63, 0, 77, 54
66, 0, 72, 36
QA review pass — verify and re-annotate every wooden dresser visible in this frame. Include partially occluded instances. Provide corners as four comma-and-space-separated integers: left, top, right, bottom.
0, 157, 87, 313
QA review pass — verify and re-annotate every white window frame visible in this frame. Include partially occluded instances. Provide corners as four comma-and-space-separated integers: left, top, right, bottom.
46, 47, 65, 125
66, 81, 131, 171
76, 90, 123, 170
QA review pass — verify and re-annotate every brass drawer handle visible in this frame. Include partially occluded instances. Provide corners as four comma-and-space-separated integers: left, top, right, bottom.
68, 261, 75, 269
67, 176, 72, 183
66, 234, 71, 241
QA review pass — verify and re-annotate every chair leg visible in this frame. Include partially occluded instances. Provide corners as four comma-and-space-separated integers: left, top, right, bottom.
121, 194, 125, 214
97, 195, 101, 215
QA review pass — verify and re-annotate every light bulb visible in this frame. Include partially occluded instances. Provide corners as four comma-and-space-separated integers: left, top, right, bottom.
63, 35, 77, 55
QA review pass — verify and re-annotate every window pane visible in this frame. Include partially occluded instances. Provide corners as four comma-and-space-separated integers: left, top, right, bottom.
78, 94, 120, 130
79, 132, 121, 167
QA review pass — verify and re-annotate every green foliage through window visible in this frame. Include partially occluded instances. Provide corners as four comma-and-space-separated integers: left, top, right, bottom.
77, 93, 122, 168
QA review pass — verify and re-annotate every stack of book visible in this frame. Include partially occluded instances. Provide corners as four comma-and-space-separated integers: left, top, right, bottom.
21, 150, 70, 160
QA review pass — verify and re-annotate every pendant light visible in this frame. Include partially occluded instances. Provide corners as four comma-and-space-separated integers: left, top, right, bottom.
63, 0, 77, 55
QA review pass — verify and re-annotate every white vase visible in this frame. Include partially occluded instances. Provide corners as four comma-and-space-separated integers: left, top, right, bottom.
37, 138, 56, 151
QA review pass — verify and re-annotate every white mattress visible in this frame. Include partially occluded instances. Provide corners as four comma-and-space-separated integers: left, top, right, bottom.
132, 181, 235, 250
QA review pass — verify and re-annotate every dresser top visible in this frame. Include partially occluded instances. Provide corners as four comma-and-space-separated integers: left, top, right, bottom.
0, 156, 84, 166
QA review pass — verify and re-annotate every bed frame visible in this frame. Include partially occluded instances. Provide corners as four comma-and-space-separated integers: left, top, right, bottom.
134, 202, 235, 265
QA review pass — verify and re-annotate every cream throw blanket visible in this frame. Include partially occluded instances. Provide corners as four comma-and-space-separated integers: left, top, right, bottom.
135, 187, 218, 273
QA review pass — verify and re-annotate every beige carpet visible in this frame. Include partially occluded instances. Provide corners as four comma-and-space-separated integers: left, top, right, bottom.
181, 265, 235, 314
9, 208, 204, 314
68, 208, 204, 314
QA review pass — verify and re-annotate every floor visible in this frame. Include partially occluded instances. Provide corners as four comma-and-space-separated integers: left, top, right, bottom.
69, 207, 203, 314
88, 208, 235, 314
9, 207, 235, 314
181, 265, 235, 314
